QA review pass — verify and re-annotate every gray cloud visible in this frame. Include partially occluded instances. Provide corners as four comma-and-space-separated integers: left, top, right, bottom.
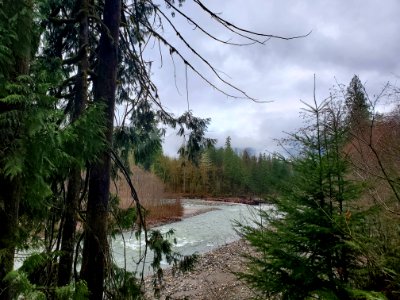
148, 0, 400, 157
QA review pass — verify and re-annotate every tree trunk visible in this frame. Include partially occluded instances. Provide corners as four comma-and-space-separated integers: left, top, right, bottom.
0, 178, 20, 300
57, 0, 89, 287
58, 169, 81, 286
80, 0, 120, 298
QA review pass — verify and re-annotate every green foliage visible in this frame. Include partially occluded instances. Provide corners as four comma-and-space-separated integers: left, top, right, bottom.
0, 20, 17, 85
4, 268, 89, 300
0, 75, 61, 206
3, 270, 46, 300
349, 206, 400, 297
105, 266, 142, 300
0, 69, 104, 213
345, 75, 370, 126
149, 229, 177, 271
109, 194, 138, 237
0, 0, 36, 86
63, 103, 106, 167
175, 253, 199, 274
177, 110, 216, 165
113, 97, 164, 173
348, 289, 387, 300
19, 252, 48, 277
116, 207, 137, 230
55, 281, 89, 300
237, 98, 369, 299
154, 139, 291, 198
147, 229, 198, 297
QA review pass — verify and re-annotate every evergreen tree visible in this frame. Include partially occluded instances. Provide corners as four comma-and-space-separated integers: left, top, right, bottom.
0, 1, 35, 297
0, 2, 105, 298
80, 1, 121, 298
222, 136, 244, 194
57, 0, 90, 286
345, 75, 370, 127
237, 98, 381, 299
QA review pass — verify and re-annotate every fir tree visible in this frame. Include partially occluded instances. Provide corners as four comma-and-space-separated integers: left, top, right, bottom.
237, 97, 384, 299
345, 75, 370, 127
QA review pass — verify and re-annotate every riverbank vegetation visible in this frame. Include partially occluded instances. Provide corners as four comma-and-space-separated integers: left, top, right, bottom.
112, 165, 183, 226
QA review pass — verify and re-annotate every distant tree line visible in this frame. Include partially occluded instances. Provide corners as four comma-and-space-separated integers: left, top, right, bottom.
153, 136, 292, 199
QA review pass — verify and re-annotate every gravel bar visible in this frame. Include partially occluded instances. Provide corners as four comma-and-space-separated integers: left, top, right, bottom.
144, 239, 260, 300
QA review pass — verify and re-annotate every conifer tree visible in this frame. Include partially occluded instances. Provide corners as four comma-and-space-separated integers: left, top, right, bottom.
345, 75, 370, 127
237, 97, 380, 299
0, 1, 34, 297
79, 1, 121, 298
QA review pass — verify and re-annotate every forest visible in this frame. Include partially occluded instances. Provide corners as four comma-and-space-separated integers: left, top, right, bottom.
1, 0, 400, 299
152, 139, 290, 199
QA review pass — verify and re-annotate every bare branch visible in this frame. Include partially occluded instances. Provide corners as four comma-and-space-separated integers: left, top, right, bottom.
159, 1, 260, 46
142, 19, 269, 102
194, 0, 311, 41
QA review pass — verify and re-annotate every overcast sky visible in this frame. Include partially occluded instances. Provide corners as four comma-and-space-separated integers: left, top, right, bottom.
145, 0, 400, 157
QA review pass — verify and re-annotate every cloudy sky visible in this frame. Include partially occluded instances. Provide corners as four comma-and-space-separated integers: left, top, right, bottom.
145, 0, 400, 157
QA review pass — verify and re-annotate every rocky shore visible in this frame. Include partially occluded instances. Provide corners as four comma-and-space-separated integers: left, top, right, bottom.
144, 239, 259, 300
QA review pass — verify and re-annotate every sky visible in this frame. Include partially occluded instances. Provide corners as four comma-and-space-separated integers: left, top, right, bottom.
145, 0, 400, 157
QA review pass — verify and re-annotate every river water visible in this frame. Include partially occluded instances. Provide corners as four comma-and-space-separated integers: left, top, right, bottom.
111, 199, 272, 276
14, 200, 271, 276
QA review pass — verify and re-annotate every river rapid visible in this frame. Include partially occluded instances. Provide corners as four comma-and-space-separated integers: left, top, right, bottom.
14, 199, 272, 277
111, 199, 273, 276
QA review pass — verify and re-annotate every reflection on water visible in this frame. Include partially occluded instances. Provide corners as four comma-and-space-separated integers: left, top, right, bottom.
111, 199, 273, 275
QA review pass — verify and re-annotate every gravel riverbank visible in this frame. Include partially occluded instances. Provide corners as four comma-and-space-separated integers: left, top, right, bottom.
144, 239, 259, 300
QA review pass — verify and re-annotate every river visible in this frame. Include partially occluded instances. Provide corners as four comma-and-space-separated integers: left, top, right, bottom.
14, 199, 272, 276
111, 199, 272, 276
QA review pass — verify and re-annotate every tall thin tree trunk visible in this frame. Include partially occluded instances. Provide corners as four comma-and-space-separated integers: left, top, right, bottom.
58, 169, 81, 285
57, 0, 89, 287
80, 0, 120, 298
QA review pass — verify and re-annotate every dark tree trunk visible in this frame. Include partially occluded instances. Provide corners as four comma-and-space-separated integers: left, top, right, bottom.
0, 178, 20, 300
80, 0, 120, 298
57, 0, 89, 287
58, 169, 81, 286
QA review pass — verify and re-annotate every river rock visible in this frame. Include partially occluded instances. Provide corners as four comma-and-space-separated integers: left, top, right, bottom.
143, 239, 259, 300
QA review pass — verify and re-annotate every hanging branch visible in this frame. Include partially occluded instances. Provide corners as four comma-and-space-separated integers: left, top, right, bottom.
126, 0, 310, 103
193, 0, 311, 41
157, 1, 261, 46
110, 149, 146, 232
148, 6, 265, 102
109, 148, 150, 282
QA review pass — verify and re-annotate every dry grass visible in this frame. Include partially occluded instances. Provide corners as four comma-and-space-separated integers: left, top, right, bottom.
111, 165, 183, 225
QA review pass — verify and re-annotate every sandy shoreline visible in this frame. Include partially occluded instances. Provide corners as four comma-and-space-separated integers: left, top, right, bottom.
143, 239, 259, 300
